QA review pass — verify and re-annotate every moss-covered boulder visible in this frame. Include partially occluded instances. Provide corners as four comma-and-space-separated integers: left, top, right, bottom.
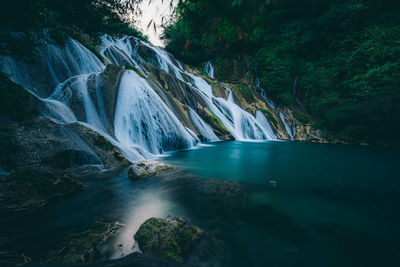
198, 107, 234, 140
128, 160, 172, 181
0, 170, 84, 214
135, 217, 205, 262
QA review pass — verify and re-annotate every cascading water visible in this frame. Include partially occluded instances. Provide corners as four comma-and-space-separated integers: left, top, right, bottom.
279, 111, 296, 140
100, 35, 278, 142
204, 61, 215, 79
1, 37, 104, 97
114, 70, 196, 154
255, 76, 276, 109
255, 111, 277, 140
188, 108, 219, 142
1, 33, 283, 164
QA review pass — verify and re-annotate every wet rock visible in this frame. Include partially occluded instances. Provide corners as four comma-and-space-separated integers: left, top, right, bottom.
128, 160, 172, 180
198, 107, 234, 140
5, 118, 129, 173
135, 217, 206, 263
46, 221, 122, 263
0, 169, 84, 214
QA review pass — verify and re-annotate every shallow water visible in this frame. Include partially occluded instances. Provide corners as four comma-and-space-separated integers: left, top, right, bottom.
1, 141, 399, 266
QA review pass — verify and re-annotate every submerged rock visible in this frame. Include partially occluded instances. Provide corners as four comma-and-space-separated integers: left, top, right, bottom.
128, 160, 172, 180
135, 217, 206, 263
0, 170, 84, 214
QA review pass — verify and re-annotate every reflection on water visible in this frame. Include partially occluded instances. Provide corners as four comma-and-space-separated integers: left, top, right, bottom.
110, 189, 182, 258
1, 141, 400, 266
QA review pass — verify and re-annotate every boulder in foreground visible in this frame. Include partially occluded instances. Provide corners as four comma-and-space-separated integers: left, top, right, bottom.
134, 217, 205, 262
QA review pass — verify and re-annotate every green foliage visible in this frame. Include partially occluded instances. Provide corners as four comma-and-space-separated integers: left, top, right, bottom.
164, 0, 400, 145
0, 0, 146, 60
292, 109, 310, 124
237, 84, 255, 103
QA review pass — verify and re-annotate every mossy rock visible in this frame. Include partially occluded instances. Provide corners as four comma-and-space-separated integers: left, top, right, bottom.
260, 108, 278, 128
237, 84, 255, 104
198, 108, 233, 140
135, 217, 205, 262
93, 135, 114, 152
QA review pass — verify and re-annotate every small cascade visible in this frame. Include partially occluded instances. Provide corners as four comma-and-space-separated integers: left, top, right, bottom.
188, 108, 219, 142
100, 35, 146, 76
255, 76, 276, 109
279, 111, 296, 140
49, 75, 107, 133
114, 70, 196, 155
1, 38, 104, 97
292, 76, 305, 111
141, 42, 185, 81
255, 111, 277, 140
204, 61, 215, 79
43, 98, 77, 123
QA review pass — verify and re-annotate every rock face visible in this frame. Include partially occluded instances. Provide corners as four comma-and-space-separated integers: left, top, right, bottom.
2, 118, 129, 174
135, 217, 206, 263
128, 160, 172, 180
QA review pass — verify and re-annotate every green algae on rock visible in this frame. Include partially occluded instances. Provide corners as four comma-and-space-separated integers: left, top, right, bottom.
134, 217, 205, 262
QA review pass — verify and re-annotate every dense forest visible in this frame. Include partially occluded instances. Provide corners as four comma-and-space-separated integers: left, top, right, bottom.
164, 0, 400, 146
0, 0, 145, 60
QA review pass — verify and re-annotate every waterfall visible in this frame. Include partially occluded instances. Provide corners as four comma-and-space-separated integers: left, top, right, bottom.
204, 61, 215, 79
1, 33, 284, 164
114, 70, 196, 155
279, 111, 296, 140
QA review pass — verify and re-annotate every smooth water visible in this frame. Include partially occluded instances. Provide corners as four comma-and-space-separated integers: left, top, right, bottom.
2, 142, 399, 266
160, 141, 400, 266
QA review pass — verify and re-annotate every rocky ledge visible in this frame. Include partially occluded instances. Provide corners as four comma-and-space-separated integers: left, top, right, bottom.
128, 160, 172, 181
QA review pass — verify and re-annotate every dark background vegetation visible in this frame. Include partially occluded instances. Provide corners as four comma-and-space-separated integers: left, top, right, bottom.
0, 0, 145, 60
163, 0, 400, 146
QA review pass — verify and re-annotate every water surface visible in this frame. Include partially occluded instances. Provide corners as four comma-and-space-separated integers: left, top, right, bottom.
1, 141, 399, 266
